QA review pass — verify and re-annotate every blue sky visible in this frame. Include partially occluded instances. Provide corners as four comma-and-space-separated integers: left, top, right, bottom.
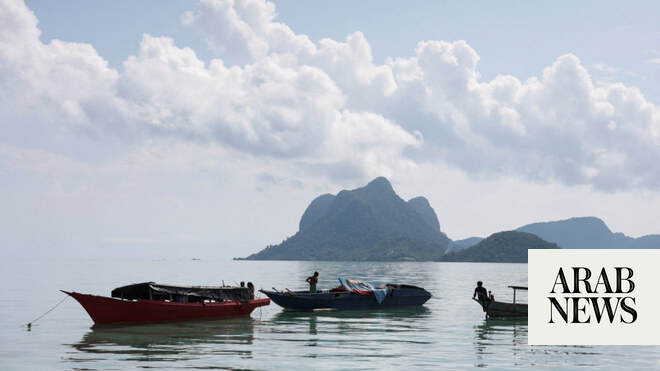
2, 0, 659, 259
26, 0, 660, 102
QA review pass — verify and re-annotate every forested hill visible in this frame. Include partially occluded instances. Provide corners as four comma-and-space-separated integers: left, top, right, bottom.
239, 182, 659, 262
241, 177, 451, 261
517, 217, 660, 249
440, 231, 559, 263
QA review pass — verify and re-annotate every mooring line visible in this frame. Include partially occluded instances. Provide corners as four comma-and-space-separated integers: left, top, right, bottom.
22, 293, 70, 331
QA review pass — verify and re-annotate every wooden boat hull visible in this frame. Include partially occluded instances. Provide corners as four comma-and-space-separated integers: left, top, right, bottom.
63, 291, 270, 324
474, 298, 527, 318
261, 287, 431, 311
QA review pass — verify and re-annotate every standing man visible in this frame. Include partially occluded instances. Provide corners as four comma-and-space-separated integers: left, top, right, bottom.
306, 271, 319, 293
473, 281, 489, 301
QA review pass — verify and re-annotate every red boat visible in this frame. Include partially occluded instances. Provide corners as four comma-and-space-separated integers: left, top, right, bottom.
63, 282, 270, 324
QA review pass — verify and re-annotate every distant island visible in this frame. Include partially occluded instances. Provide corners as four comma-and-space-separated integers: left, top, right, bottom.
239, 177, 660, 262
440, 231, 559, 263
516, 217, 660, 249
241, 177, 450, 261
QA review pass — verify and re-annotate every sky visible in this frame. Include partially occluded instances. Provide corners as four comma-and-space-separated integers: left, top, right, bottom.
1, 0, 659, 260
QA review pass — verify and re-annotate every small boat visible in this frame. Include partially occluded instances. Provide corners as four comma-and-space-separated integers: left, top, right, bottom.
473, 285, 527, 318
63, 282, 270, 324
260, 278, 431, 310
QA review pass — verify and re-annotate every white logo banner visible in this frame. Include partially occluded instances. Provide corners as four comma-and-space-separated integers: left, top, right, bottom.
529, 249, 660, 345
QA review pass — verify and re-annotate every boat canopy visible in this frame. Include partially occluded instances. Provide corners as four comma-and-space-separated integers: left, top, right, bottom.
111, 282, 251, 303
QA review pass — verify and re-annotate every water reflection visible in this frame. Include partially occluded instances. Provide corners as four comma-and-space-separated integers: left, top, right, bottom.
270, 307, 432, 338
65, 317, 255, 364
473, 318, 528, 367
474, 318, 527, 345
278, 305, 429, 317
272, 306, 431, 323
261, 307, 434, 362
309, 314, 317, 335
471, 319, 608, 368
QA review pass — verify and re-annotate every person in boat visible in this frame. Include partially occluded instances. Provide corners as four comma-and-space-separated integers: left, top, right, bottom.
247, 282, 255, 300
306, 271, 319, 293
473, 281, 489, 302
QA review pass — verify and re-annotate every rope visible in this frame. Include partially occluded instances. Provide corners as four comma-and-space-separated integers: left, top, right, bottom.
22, 293, 70, 330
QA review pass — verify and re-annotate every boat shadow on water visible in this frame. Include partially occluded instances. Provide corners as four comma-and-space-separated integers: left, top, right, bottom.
269, 306, 432, 337
65, 317, 257, 363
474, 317, 528, 345
273, 305, 431, 321
473, 317, 529, 367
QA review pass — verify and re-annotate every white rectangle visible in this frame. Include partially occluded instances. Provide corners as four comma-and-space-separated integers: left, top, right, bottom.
529, 249, 660, 345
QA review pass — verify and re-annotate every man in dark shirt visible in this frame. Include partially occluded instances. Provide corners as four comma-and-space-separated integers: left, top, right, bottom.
473, 281, 488, 301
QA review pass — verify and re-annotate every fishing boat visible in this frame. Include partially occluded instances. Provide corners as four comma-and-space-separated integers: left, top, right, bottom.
63, 282, 270, 324
473, 285, 527, 318
260, 278, 431, 310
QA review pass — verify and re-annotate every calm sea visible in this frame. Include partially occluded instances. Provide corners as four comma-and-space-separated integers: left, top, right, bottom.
2, 259, 658, 370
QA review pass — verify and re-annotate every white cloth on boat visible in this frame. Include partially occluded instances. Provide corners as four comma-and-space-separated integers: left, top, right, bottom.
338, 278, 391, 304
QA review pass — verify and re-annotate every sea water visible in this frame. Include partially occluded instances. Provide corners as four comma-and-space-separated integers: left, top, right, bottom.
1, 259, 659, 370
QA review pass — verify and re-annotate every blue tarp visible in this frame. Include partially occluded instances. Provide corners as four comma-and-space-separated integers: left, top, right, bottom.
338, 278, 391, 304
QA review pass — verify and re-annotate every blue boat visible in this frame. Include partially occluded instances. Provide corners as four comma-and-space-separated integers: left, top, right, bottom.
260, 278, 432, 310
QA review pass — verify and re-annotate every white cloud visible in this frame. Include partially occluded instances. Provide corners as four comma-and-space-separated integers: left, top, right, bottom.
181, 0, 314, 63
592, 63, 620, 74
1, 0, 659, 193
0, 0, 119, 129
